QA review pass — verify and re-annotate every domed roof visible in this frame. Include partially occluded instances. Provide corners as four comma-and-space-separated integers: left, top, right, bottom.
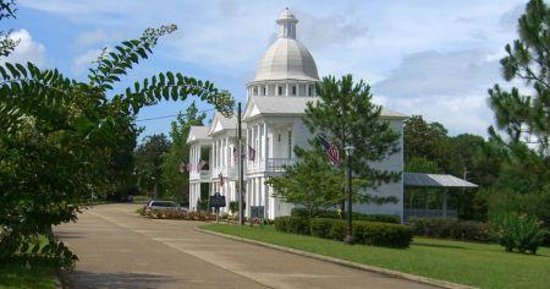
253, 38, 319, 82
251, 8, 319, 83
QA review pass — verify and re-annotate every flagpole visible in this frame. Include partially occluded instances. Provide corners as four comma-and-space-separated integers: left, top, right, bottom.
237, 102, 244, 225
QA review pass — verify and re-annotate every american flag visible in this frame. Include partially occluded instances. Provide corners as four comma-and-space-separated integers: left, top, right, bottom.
248, 145, 256, 162
197, 160, 206, 171
186, 163, 194, 172
219, 173, 225, 187
318, 135, 341, 167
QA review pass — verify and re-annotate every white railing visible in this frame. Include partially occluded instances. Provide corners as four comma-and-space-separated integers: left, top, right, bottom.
266, 158, 296, 172
404, 208, 458, 222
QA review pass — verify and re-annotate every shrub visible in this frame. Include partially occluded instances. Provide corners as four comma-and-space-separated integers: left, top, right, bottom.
229, 201, 246, 215
410, 218, 491, 242
537, 228, 550, 247
310, 218, 338, 238
274, 216, 291, 232
290, 208, 400, 223
309, 218, 413, 248
140, 209, 216, 221
274, 216, 311, 235
353, 221, 413, 248
492, 213, 541, 254
328, 220, 347, 240
288, 217, 310, 235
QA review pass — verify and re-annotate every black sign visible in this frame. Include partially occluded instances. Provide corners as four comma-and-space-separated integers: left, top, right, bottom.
250, 206, 264, 218
209, 192, 226, 208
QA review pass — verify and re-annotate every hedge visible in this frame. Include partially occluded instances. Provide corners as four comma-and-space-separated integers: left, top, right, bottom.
290, 208, 401, 224
409, 218, 491, 242
274, 216, 310, 235
538, 228, 550, 247
277, 217, 413, 248
353, 221, 413, 248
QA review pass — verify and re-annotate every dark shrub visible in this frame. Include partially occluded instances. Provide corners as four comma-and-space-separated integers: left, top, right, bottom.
410, 218, 491, 242
310, 218, 338, 239
274, 216, 291, 232
274, 216, 309, 234
492, 213, 541, 254
290, 208, 400, 224
353, 221, 413, 248
538, 228, 550, 247
287, 217, 310, 235
328, 220, 347, 240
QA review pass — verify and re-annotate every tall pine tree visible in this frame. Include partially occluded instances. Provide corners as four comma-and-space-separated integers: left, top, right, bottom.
267, 74, 401, 215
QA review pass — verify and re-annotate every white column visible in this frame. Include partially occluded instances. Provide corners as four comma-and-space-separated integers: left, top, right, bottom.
248, 127, 250, 169
263, 178, 269, 219
262, 121, 269, 166
256, 124, 262, 167
285, 83, 289, 96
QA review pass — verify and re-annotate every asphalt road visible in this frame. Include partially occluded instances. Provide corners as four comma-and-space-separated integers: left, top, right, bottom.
54, 204, 439, 289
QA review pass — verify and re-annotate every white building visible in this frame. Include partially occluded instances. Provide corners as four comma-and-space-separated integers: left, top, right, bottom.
188, 8, 407, 220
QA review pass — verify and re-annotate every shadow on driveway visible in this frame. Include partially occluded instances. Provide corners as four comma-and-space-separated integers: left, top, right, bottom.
65, 271, 177, 289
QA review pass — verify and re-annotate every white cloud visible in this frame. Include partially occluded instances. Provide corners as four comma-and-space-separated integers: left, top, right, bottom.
73, 48, 104, 73
17, 0, 531, 137
372, 49, 505, 137
1, 29, 46, 66
74, 30, 109, 48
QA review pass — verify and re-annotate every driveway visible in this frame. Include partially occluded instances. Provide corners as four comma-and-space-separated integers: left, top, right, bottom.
55, 204, 439, 289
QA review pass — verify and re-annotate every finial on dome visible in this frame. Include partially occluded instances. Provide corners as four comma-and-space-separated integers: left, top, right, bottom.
276, 7, 298, 39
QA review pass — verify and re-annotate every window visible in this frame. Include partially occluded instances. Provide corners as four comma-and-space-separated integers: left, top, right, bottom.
253, 87, 258, 96
291, 86, 296, 95
278, 86, 283, 95
278, 133, 281, 142
308, 85, 314, 96
287, 130, 292, 159
263, 86, 267, 96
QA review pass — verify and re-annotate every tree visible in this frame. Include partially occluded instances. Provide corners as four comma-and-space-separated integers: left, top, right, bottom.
135, 134, 171, 198
489, 0, 550, 156
403, 115, 447, 163
160, 102, 206, 203
268, 74, 401, 215
488, 0, 550, 194
0, 1, 19, 57
0, 23, 234, 267
305, 75, 401, 202
266, 148, 350, 218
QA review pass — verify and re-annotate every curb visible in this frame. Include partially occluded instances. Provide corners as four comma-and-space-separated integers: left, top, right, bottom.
194, 226, 477, 289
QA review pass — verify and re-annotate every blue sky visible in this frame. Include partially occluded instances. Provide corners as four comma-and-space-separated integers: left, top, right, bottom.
3, 0, 528, 140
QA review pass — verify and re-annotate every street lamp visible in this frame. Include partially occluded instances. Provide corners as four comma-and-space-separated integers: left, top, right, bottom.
344, 145, 355, 245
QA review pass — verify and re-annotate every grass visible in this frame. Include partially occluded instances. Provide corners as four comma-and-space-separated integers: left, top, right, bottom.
200, 224, 550, 289
0, 262, 56, 289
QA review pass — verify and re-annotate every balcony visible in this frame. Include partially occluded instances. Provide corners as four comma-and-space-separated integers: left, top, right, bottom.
266, 158, 296, 172
403, 208, 458, 222
200, 170, 211, 180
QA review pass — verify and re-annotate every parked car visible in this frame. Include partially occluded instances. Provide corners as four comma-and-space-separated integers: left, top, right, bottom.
146, 200, 187, 212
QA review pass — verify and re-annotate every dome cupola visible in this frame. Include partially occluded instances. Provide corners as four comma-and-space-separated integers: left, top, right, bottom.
247, 8, 320, 98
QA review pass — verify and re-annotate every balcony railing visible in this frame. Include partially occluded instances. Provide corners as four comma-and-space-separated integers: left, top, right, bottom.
200, 170, 210, 180
266, 158, 296, 172
403, 208, 457, 222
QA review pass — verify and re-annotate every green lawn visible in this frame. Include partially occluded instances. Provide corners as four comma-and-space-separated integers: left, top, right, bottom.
200, 224, 550, 289
0, 263, 55, 289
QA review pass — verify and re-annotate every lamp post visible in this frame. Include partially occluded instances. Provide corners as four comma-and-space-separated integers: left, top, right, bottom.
344, 145, 355, 245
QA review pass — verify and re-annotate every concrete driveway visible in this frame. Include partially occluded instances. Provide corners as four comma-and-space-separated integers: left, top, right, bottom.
55, 204, 439, 289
